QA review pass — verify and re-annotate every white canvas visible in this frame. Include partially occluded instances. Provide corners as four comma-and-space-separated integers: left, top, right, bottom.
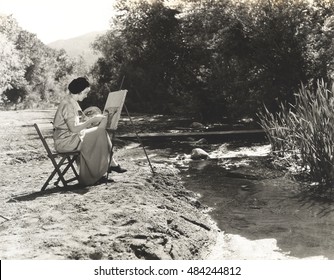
103, 90, 127, 130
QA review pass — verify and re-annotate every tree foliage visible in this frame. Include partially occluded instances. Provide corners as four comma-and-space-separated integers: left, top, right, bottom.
89, 0, 187, 113
0, 33, 27, 96
0, 14, 87, 108
3, 1, 334, 119
89, 0, 334, 121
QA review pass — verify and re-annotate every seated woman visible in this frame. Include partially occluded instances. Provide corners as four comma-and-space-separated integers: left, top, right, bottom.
53, 77, 126, 186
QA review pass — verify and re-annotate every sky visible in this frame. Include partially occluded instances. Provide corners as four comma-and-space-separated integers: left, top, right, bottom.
1, 0, 117, 44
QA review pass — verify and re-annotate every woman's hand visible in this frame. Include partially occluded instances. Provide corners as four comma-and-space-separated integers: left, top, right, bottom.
88, 115, 106, 127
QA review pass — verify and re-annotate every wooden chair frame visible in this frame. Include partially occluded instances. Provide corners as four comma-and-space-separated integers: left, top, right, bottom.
34, 123, 80, 191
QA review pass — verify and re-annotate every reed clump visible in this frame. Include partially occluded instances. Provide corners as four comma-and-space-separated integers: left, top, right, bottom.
258, 80, 334, 196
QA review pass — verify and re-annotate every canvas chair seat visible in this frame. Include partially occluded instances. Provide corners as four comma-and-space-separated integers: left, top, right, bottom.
34, 123, 80, 191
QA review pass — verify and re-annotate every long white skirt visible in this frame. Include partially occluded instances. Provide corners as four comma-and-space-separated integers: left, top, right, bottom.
78, 119, 111, 186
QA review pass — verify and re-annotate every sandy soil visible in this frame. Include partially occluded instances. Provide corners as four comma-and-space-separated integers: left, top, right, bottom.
0, 110, 217, 260
2, 109, 326, 260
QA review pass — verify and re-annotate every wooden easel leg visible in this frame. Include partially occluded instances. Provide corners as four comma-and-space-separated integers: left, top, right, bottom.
106, 131, 115, 184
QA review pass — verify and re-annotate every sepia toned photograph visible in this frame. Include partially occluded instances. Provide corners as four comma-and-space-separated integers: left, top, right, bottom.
1, 0, 334, 262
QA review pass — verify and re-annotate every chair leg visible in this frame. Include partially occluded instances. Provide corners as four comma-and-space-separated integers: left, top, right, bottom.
68, 155, 79, 178
41, 157, 67, 191
53, 156, 79, 188
55, 158, 70, 188
42, 168, 58, 191
41, 157, 68, 190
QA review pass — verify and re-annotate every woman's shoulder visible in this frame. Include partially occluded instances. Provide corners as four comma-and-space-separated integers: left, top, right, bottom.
57, 96, 71, 106
58, 96, 78, 109
55, 96, 79, 118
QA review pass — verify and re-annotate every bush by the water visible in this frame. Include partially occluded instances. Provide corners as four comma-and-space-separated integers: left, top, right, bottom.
258, 80, 334, 194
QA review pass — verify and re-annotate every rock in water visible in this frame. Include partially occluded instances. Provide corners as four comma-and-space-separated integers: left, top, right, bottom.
190, 122, 205, 129
191, 148, 210, 160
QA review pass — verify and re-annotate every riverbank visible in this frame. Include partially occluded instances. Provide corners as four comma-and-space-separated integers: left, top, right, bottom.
0, 110, 218, 259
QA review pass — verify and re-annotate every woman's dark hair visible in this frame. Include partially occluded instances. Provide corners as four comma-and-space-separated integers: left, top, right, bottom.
68, 77, 90, 94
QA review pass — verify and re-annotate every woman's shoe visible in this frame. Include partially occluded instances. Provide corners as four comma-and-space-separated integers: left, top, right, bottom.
108, 164, 127, 173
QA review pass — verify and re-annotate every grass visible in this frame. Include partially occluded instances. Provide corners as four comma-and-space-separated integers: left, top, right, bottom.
258, 80, 334, 196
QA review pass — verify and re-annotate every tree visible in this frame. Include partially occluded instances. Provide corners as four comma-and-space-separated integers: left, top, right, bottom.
91, 0, 187, 113
302, 0, 334, 83
0, 33, 27, 104
241, 0, 310, 110
0, 14, 20, 42
89, 0, 334, 120
1, 13, 91, 108
180, 0, 250, 120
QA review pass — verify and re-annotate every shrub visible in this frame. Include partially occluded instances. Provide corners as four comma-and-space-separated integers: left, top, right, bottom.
258, 80, 334, 195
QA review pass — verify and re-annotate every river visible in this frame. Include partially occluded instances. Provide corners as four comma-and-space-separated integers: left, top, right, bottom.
145, 138, 334, 259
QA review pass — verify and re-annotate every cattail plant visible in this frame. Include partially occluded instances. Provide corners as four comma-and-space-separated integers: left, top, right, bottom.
258, 80, 334, 196
257, 102, 297, 157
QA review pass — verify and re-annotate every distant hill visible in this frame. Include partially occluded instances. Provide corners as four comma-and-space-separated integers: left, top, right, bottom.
48, 31, 106, 66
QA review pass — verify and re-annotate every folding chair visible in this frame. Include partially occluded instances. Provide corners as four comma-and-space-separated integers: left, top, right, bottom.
34, 123, 80, 191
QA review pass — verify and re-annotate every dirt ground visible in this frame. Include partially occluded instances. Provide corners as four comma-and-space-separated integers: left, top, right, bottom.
1, 109, 329, 260
0, 110, 217, 260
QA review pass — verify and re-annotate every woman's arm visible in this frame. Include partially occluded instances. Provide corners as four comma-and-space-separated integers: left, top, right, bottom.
66, 115, 105, 133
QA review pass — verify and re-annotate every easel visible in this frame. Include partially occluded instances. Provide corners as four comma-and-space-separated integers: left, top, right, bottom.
106, 76, 155, 183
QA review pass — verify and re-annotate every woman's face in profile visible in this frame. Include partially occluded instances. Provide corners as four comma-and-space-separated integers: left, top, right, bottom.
78, 87, 90, 101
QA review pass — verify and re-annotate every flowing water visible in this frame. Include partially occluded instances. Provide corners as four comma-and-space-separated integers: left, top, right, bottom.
146, 139, 334, 259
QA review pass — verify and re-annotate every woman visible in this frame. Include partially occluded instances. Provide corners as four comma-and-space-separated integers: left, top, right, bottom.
53, 77, 126, 186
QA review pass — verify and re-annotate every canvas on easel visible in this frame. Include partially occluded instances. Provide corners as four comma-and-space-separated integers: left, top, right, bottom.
103, 90, 127, 130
